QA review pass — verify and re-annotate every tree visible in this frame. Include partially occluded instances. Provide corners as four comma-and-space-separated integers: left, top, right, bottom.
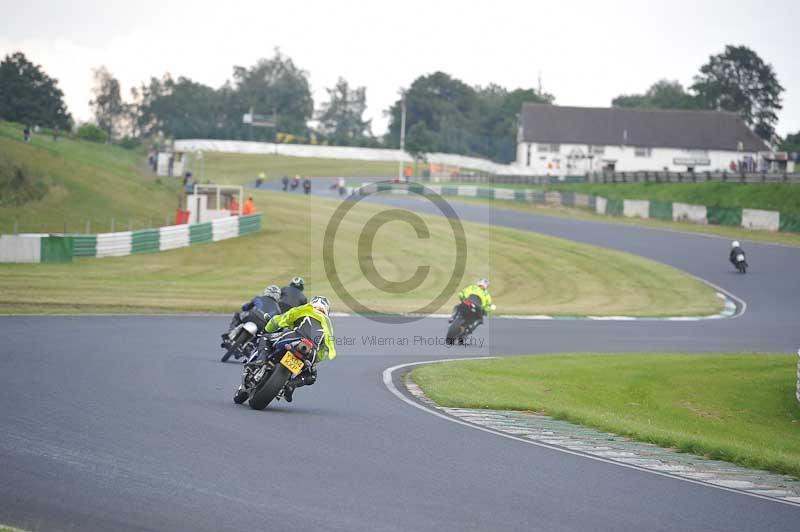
0, 52, 72, 129
405, 122, 437, 160
90, 67, 125, 141
692, 45, 784, 141
317, 77, 372, 144
232, 49, 313, 138
781, 131, 800, 154
136, 74, 227, 139
612, 80, 699, 110
386, 72, 552, 163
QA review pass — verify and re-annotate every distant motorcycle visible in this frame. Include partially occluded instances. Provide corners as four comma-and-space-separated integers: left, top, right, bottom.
446, 295, 491, 345
290, 176, 300, 191
303, 179, 312, 195
732, 250, 748, 274
234, 332, 317, 410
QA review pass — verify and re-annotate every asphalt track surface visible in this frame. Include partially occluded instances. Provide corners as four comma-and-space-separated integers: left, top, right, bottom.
1, 179, 799, 531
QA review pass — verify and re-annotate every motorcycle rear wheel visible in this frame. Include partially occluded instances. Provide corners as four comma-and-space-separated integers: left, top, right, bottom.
249, 365, 291, 410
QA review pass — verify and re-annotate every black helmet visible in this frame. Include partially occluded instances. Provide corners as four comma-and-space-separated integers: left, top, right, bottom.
290, 277, 304, 291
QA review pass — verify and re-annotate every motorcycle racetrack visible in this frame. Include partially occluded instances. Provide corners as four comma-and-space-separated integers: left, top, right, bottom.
1, 182, 799, 532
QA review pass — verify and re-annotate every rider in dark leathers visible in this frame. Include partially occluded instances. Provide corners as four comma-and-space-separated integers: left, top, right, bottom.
729, 240, 746, 267
279, 276, 308, 313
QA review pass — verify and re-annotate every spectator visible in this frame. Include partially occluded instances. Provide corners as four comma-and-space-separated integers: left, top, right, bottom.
729, 160, 737, 172
23, 125, 31, 142
183, 171, 192, 187
52, 126, 59, 142
243, 196, 255, 215
229, 196, 240, 215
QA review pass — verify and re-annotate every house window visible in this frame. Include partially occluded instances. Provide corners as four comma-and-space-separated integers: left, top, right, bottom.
589, 145, 605, 155
634, 147, 652, 158
536, 143, 560, 153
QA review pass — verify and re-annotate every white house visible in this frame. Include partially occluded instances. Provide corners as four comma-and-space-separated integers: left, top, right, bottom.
515, 104, 771, 176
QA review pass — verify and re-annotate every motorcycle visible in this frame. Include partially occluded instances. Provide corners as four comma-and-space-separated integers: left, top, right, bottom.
233, 332, 317, 410
290, 177, 300, 191
220, 308, 271, 362
733, 251, 748, 274
447, 295, 492, 345
303, 179, 311, 195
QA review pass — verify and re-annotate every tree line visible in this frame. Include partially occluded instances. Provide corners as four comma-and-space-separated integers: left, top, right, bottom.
0, 45, 795, 162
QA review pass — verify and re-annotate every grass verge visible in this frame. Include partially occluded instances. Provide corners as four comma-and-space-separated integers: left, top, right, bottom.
411, 353, 800, 478
0, 190, 720, 316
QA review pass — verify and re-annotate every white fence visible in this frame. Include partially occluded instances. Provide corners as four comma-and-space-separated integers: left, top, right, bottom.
174, 139, 530, 176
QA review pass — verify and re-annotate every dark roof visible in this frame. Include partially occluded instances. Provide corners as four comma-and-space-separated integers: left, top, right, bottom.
520, 104, 768, 152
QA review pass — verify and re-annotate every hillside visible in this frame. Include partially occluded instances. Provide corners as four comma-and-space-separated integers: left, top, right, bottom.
0, 121, 180, 234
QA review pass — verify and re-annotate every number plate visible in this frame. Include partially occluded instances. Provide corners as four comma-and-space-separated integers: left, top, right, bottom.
280, 352, 304, 376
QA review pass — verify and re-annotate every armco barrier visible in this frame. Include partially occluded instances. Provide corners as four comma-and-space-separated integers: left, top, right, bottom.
606, 198, 624, 216
212, 217, 239, 242
40, 236, 73, 263
96, 232, 132, 258
190, 222, 213, 245
159, 225, 189, 251
131, 229, 159, 254
780, 213, 800, 233
0, 234, 73, 263
706, 206, 742, 227
742, 209, 780, 232
0, 234, 41, 263
623, 199, 650, 219
673, 203, 708, 224
595, 196, 608, 215
1, 215, 263, 263
72, 235, 97, 257
648, 201, 673, 221
238, 214, 262, 235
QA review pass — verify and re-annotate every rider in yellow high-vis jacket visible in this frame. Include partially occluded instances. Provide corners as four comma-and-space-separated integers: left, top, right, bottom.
457, 281, 493, 314
264, 296, 335, 402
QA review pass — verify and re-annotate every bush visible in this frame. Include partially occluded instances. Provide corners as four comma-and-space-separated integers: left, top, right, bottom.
0, 155, 49, 206
76, 123, 107, 143
117, 136, 141, 150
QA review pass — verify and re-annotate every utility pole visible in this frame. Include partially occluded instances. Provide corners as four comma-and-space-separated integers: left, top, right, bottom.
397, 90, 407, 182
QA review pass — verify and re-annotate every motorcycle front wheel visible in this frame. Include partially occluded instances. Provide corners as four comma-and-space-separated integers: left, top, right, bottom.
249, 365, 291, 410
446, 317, 464, 345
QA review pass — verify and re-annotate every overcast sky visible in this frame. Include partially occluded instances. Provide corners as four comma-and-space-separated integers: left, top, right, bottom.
1, 0, 798, 137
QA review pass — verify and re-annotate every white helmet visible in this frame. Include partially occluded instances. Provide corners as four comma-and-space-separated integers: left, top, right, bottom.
477, 278, 489, 290
731, 241, 740, 249
262, 285, 281, 300
310, 296, 331, 316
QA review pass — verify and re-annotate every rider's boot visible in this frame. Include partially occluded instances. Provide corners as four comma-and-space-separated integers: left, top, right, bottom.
283, 366, 317, 403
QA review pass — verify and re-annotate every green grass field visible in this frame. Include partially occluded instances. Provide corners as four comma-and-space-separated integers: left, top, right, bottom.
0, 189, 720, 316
187, 151, 399, 185
0, 122, 180, 234
411, 353, 800, 478
547, 181, 800, 215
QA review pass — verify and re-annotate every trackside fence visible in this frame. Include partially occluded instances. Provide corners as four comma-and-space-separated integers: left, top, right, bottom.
0, 214, 262, 263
